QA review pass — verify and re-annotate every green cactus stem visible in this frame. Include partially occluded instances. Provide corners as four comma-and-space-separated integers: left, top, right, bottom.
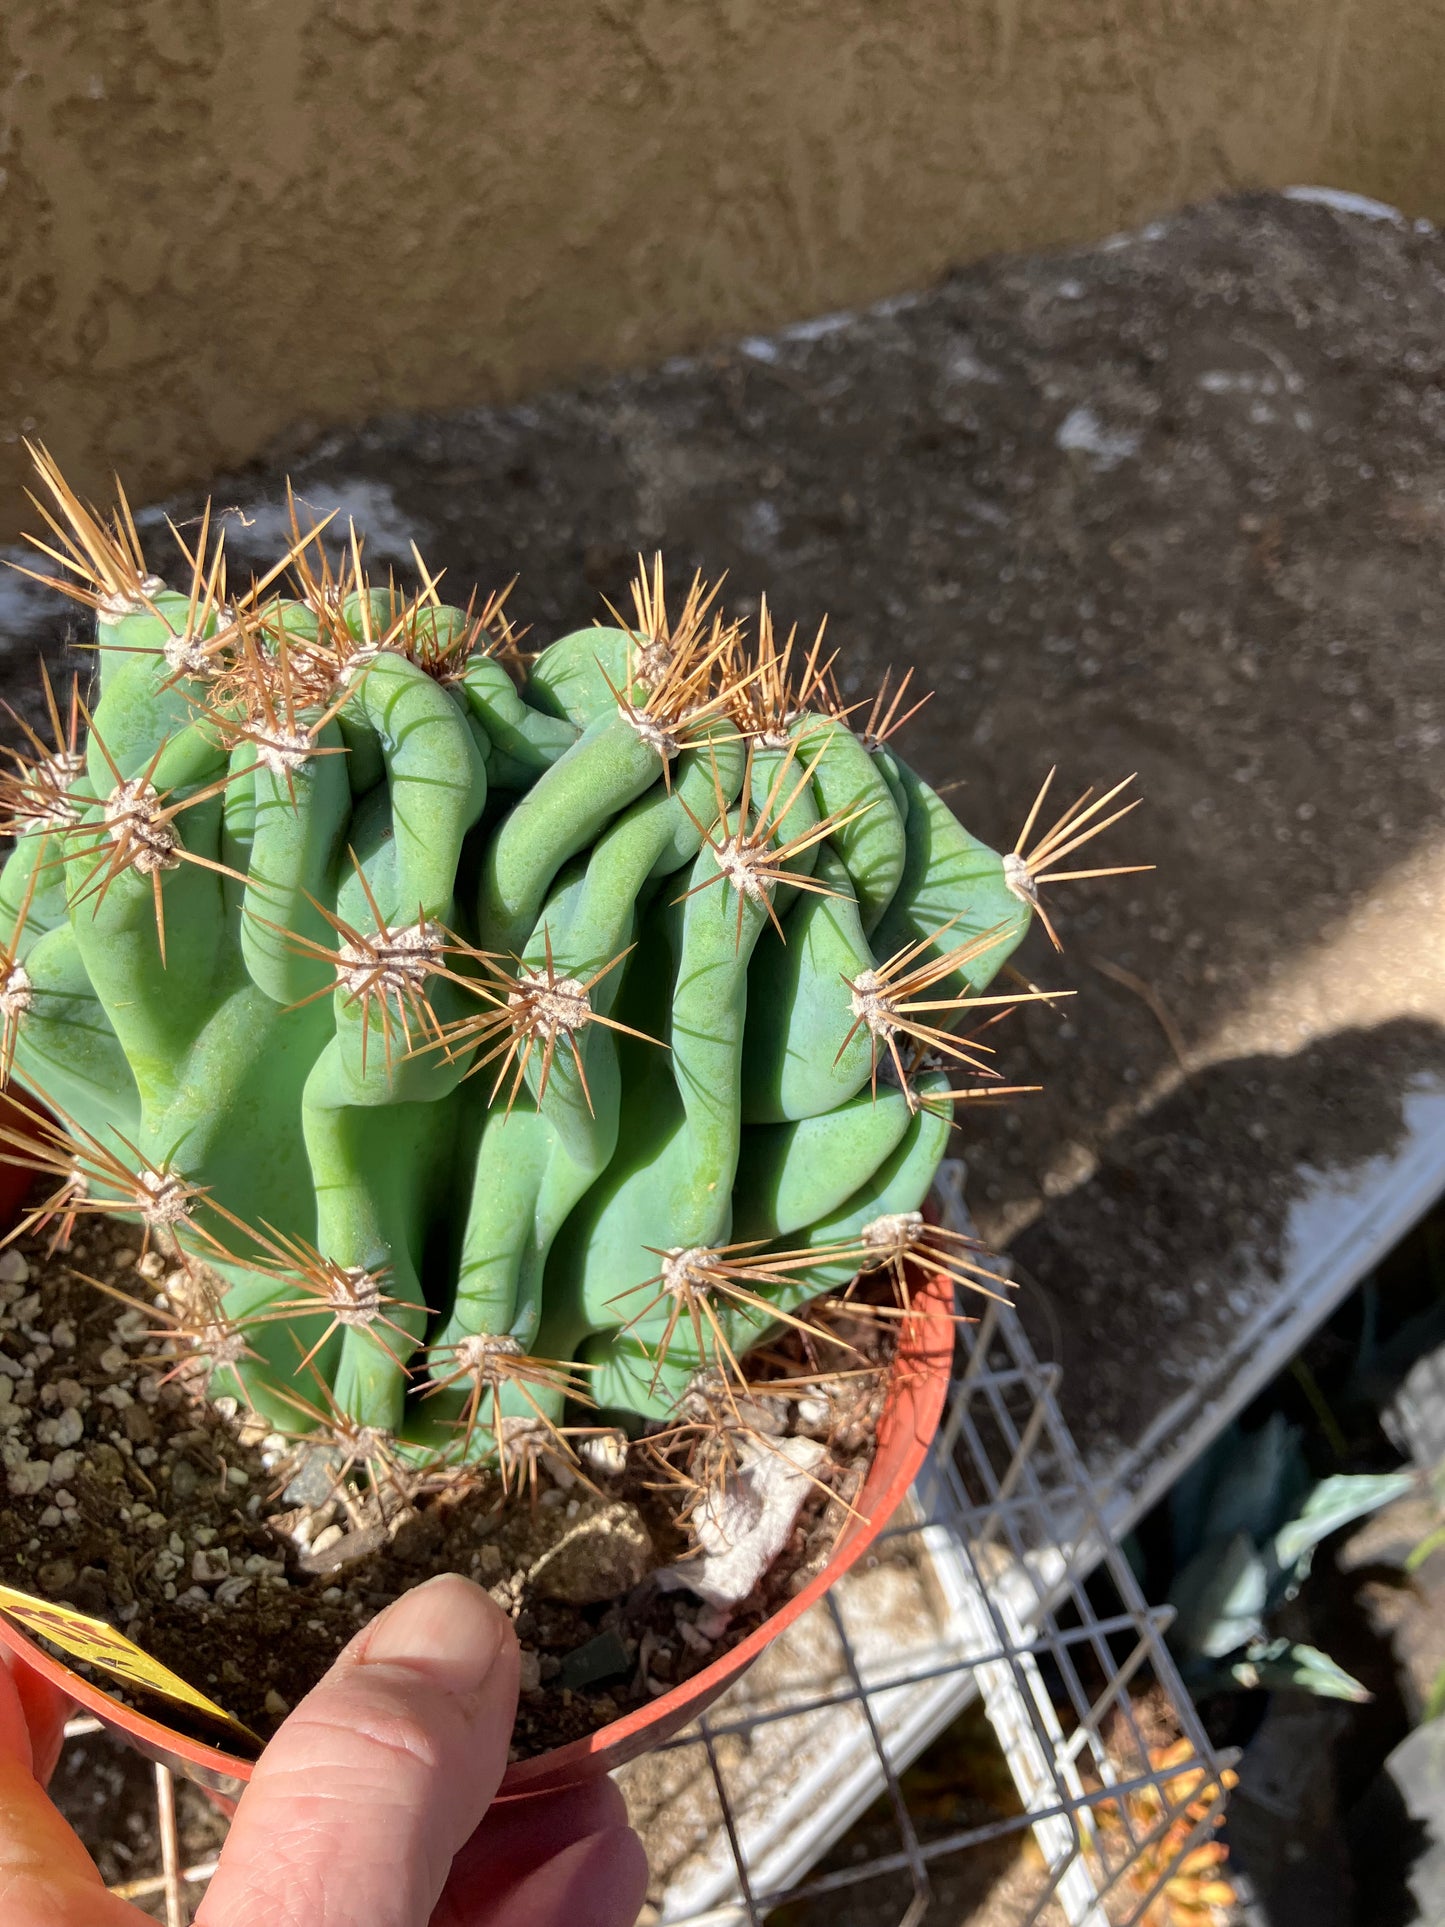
0, 450, 1143, 1492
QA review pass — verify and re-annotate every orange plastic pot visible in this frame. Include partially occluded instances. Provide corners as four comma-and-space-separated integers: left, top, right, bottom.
0, 1090, 42, 1224
0, 1206, 954, 1800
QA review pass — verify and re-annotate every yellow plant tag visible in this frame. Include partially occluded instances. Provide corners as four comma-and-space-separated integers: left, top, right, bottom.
0, 1581, 262, 1750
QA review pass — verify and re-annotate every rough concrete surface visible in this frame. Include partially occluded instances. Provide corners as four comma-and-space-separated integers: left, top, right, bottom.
8, 1, 1445, 538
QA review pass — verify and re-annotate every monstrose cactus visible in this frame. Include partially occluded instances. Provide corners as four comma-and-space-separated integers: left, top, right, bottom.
0, 451, 1141, 1487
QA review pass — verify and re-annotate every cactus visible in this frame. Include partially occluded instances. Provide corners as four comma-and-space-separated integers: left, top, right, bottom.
0, 449, 1143, 1490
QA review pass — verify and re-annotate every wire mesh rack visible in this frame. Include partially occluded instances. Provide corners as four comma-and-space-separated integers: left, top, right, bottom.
616, 1161, 1235, 1925
77, 1159, 1234, 1925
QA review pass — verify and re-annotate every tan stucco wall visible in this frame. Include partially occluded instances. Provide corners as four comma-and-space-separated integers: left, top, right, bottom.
3, 1, 1444, 539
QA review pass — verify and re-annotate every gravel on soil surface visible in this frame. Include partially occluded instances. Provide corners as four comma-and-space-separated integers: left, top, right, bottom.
0, 1211, 892, 1757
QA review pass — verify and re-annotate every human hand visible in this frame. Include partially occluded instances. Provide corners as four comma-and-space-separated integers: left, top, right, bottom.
0, 1573, 649, 1926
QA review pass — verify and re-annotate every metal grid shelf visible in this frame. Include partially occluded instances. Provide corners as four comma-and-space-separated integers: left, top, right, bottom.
620, 1162, 1235, 1925
87, 1161, 1234, 1924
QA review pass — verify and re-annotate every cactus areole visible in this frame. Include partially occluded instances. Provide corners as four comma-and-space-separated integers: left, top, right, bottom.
0, 453, 1143, 1494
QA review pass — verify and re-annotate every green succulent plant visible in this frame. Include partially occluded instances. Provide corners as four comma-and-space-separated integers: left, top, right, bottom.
0, 451, 1140, 1488
1165, 1413, 1415, 1701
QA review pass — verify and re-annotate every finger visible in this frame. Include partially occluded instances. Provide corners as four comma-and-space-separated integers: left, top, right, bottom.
447, 1824, 649, 1927
0, 1652, 72, 1786
436, 1775, 639, 1922
0, 1662, 138, 1927
198, 1573, 519, 1927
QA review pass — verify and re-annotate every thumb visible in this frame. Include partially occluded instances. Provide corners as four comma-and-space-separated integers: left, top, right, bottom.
198, 1573, 519, 1927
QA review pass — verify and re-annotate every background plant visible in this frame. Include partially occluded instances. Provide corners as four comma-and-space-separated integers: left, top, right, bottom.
1164, 1412, 1414, 1701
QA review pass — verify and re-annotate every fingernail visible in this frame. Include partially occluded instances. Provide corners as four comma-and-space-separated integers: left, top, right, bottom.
358, 1573, 511, 1697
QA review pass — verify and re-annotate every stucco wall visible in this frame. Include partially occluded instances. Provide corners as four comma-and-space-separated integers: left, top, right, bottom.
2, 1, 1444, 539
